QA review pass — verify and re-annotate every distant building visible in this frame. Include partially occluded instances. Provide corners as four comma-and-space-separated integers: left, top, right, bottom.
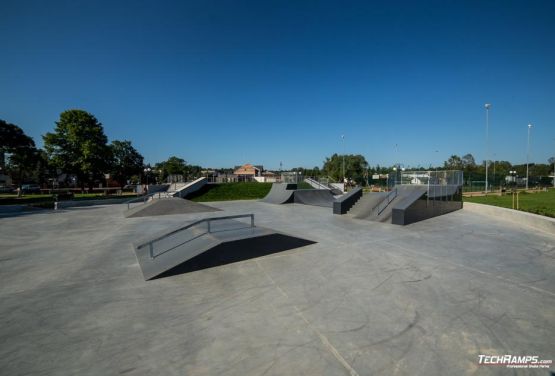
233, 164, 262, 182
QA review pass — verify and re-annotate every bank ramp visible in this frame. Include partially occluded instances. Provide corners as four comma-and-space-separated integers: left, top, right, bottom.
171, 177, 207, 198
261, 183, 297, 204
134, 214, 282, 280
293, 189, 335, 207
348, 186, 428, 223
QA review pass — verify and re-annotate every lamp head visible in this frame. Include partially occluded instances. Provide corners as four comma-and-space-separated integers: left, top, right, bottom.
485, 103, 491, 109
528, 123, 533, 129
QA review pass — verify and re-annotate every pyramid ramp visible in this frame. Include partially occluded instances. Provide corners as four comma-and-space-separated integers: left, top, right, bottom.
260, 183, 297, 204
125, 197, 220, 218
133, 214, 278, 280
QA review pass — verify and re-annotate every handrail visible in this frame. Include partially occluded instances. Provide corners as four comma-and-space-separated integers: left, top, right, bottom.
372, 188, 398, 216
125, 191, 165, 209
305, 178, 329, 190
136, 214, 255, 259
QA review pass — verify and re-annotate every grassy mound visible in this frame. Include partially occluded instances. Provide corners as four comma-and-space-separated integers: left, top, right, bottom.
187, 182, 273, 202
464, 189, 555, 218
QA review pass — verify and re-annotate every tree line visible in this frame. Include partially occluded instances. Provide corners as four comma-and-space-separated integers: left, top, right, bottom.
302, 153, 554, 187
1, 110, 199, 193
2, 110, 553, 192
443, 153, 555, 186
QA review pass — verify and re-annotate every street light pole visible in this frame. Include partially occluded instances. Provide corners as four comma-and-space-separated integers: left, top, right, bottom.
434, 150, 439, 184
341, 134, 345, 184
485, 104, 491, 193
144, 167, 151, 193
526, 124, 532, 190
493, 153, 497, 191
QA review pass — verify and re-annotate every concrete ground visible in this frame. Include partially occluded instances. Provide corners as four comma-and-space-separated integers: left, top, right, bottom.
0, 200, 554, 376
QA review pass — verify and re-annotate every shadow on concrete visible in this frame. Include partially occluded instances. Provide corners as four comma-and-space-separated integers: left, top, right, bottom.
0, 206, 51, 218
153, 234, 316, 279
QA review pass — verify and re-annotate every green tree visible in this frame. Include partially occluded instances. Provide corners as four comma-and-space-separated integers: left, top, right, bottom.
461, 154, 476, 171
155, 156, 188, 182
43, 110, 112, 191
323, 153, 368, 185
109, 140, 144, 188
444, 155, 463, 170
0, 120, 43, 195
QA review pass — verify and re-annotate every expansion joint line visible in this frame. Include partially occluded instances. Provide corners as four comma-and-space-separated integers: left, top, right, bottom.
255, 259, 360, 376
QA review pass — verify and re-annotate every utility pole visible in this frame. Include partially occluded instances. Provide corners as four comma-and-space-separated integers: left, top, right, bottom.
526, 123, 532, 190
485, 104, 491, 193
341, 134, 345, 184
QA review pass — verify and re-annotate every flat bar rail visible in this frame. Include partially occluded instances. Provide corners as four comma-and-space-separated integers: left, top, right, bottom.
136, 214, 255, 259
372, 188, 398, 216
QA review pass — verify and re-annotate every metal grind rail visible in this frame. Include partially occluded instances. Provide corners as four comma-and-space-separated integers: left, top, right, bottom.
372, 188, 398, 216
125, 191, 169, 210
305, 178, 329, 190
136, 214, 255, 259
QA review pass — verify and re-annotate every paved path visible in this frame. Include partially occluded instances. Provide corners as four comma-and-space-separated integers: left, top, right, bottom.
1, 202, 554, 375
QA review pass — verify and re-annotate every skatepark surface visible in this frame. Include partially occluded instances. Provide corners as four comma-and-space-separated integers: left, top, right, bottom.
126, 197, 220, 218
1, 201, 554, 375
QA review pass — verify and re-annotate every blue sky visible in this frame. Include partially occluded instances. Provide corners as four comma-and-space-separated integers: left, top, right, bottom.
1, 0, 554, 170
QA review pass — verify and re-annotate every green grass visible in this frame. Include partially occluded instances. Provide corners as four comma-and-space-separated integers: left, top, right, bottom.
297, 181, 313, 189
188, 182, 273, 202
464, 189, 555, 218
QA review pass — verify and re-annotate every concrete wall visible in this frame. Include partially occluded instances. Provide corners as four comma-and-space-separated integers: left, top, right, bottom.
463, 202, 555, 234
254, 176, 277, 183
333, 188, 362, 214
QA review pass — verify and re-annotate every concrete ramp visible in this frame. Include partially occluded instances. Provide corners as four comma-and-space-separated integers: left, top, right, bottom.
125, 197, 220, 218
172, 177, 207, 198
133, 214, 313, 280
261, 183, 297, 204
349, 186, 427, 222
392, 185, 463, 225
347, 192, 388, 219
379, 186, 427, 222
293, 189, 335, 207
